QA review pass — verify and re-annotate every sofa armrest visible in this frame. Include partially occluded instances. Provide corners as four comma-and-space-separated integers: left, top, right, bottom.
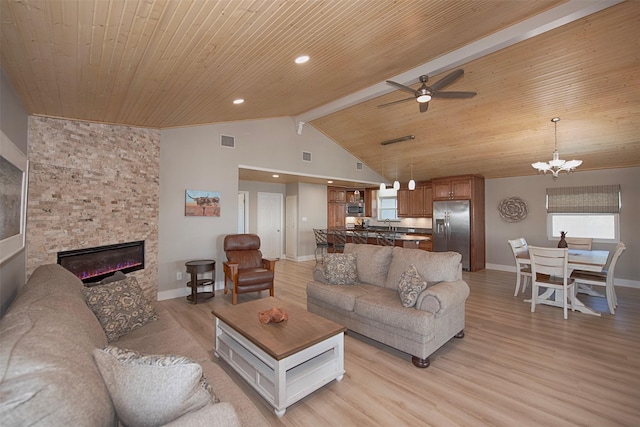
415, 280, 470, 317
164, 402, 240, 427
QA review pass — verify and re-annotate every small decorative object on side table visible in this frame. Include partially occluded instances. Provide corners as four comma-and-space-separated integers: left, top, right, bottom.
258, 307, 288, 324
185, 260, 215, 304
558, 231, 568, 248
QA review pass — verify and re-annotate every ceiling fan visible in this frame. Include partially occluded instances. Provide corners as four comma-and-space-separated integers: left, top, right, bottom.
379, 69, 476, 113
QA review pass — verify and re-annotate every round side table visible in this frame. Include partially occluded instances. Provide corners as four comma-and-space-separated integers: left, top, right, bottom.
185, 260, 215, 304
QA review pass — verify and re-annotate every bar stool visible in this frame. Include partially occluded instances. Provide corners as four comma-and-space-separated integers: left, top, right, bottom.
185, 259, 215, 304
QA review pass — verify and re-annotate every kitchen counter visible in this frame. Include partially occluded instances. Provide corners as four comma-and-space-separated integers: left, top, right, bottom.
344, 230, 430, 242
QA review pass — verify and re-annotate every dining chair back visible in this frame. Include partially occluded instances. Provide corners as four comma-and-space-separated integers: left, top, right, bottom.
508, 237, 532, 296
529, 246, 575, 319
313, 229, 333, 263
570, 242, 626, 314
565, 237, 592, 250
376, 232, 396, 246
351, 230, 368, 244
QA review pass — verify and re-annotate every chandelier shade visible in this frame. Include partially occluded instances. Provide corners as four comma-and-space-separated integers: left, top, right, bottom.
532, 118, 582, 180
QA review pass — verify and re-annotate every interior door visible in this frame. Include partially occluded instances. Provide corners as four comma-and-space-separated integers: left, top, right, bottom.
237, 192, 249, 233
257, 192, 283, 259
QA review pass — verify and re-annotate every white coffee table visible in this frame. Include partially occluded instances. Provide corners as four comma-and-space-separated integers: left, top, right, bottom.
212, 297, 346, 417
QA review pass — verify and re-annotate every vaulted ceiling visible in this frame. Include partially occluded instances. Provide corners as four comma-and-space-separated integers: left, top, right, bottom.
1, 0, 638, 184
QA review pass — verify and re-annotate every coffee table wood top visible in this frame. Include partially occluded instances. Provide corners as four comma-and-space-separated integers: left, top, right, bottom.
212, 297, 346, 360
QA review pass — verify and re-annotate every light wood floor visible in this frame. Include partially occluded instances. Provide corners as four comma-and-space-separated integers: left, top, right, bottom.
159, 260, 640, 426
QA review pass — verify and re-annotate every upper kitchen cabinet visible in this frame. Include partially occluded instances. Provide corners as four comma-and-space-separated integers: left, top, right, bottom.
328, 187, 346, 203
432, 176, 478, 200
397, 182, 432, 217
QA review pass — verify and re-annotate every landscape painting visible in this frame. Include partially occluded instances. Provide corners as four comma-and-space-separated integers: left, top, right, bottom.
185, 190, 221, 217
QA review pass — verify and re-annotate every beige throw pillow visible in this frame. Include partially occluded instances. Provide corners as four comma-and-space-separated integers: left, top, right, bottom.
323, 253, 359, 285
93, 347, 214, 427
397, 264, 428, 307
82, 276, 157, 342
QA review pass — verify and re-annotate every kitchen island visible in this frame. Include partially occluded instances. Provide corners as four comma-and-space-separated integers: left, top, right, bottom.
327, 228, 432, 251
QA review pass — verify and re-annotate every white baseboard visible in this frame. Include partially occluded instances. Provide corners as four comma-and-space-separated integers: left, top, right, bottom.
486, 263, 640, 289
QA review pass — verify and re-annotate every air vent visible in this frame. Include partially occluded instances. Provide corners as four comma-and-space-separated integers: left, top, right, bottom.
302, 151, 312, 162
356, 162, 363, 171
221, 135, 235, 148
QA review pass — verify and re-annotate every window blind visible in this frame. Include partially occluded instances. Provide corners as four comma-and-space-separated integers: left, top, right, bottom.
546, 185, 621, 213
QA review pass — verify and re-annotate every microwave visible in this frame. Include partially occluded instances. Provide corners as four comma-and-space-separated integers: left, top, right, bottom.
346, 202, 365, 217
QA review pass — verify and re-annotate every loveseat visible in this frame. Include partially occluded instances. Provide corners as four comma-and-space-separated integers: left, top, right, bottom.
307, 243, 470, 368
0, 264, 269, 426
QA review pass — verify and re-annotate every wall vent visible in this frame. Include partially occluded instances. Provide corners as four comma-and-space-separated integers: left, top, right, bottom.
302, 151, 312, 162
220, 135, 235, 148
356, 162, 363, 171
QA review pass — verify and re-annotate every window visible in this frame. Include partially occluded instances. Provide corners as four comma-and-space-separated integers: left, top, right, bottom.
546, 185, 620, 243
377, 188, 398, 221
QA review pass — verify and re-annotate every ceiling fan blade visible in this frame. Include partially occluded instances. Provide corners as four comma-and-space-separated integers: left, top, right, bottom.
432, 91, 477, 99
419, 102, 429, 113
378, 97, 415, 108
386, 80, 418, 95
429, 69, 464, 91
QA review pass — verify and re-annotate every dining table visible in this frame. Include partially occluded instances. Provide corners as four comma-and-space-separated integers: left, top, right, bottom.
517, 248, 609, 317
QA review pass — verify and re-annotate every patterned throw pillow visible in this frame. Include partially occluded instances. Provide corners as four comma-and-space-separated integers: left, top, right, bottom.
323, 253, 359, 285
93, 346, 214, 427
82, 276, 158, 342
397, 264, 428, 307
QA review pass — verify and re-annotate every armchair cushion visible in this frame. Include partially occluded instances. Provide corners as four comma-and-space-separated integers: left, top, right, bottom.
224, 234, 264, 269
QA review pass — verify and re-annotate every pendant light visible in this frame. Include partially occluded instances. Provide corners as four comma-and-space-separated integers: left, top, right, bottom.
408, 139, 416, 190
531, 117, 582, 180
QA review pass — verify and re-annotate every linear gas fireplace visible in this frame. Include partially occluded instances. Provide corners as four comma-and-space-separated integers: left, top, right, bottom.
57, 240, 145, 283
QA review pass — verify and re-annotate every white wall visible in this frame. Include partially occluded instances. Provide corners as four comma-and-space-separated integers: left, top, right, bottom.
485, 166, 640, 285
158, 117, 384, 299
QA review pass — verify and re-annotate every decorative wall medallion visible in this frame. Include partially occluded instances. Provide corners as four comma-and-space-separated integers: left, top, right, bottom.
498, 197, 528, 222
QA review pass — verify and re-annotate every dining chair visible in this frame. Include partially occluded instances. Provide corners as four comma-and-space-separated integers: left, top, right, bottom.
565, 237, 592, 250
376, 232, 396, 246
332, 229, 347, 253
529, 246, 575, 319
351, 230, 368, 244
313, 229, 333, 264
508, 237, 532, 296
570, 242, 626, 314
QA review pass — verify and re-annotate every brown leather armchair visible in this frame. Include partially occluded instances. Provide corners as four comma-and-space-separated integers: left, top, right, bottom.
223, 234, 277, 305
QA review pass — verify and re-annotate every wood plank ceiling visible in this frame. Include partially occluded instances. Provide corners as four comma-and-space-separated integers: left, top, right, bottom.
1, 0, 638, 182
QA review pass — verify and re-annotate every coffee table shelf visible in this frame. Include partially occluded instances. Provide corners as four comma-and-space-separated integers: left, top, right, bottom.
212, 298, 345, 417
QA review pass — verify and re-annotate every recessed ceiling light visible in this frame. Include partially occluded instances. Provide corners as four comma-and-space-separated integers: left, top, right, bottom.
295, 55, 309, 64
272, 174, 279, 178
233, 99, 244, 104
327, 180, 333, 184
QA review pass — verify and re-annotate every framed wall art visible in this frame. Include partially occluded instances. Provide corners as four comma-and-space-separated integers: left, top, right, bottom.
185, 190, 221, 217
0, 130, 29, 264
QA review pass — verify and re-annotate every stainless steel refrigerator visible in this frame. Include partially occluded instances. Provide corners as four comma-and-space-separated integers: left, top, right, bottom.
433, 200, 471, 271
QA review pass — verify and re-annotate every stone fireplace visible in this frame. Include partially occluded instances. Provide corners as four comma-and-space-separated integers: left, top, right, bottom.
57, 240, 144, 283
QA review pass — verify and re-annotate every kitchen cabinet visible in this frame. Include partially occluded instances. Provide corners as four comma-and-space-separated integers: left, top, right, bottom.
328, 187, 346, 203
432, 176, 472, 200
327, 200, 345, 229
402, 239, 432, 251
365, 188, 375, 217
397, 182, 432, 217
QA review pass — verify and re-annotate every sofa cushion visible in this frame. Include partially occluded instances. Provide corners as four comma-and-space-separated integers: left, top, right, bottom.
164, 402, 240, 427
354, 288, 435, 336
344, 243, 393, 287
397, 264, 428, 308
82, 276, 158, 342
386, 248, 462, 289
306, 282, 375, 312
94, 347, 213, 427
323, 253, 359, 285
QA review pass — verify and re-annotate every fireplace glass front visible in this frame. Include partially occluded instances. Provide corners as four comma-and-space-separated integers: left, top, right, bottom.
57, 240, 145, 283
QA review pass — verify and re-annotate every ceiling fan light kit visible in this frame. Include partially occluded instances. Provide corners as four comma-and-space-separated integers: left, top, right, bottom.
531, 117, 582, 180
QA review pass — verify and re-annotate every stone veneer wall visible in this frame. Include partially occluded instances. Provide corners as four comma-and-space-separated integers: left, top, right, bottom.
27, 117, 160, 298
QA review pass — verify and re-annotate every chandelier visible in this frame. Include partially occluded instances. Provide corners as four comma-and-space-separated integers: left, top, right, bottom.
531, 117, 582, 180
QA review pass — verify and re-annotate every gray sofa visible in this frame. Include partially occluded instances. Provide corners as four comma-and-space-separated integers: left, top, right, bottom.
307, 243, 470, 368
0, 264, 269, 426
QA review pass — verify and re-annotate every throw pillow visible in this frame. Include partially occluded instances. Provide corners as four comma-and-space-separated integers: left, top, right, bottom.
82, 276, 158, 342
93, 346, 214, 427
397, 264, 428, 308
323, 253, 359, 285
